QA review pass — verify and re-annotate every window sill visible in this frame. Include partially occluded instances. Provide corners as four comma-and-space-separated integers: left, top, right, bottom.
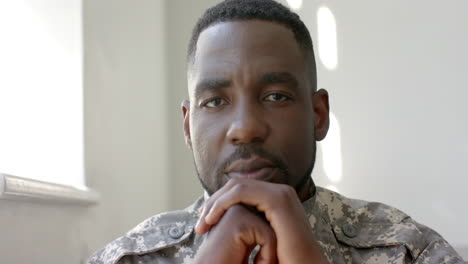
0, 173, 99, 205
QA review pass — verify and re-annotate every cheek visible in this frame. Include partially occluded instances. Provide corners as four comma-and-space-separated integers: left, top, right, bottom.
272, 104, 315, 139
190, 113, 226, 172
271, 107, 315, 170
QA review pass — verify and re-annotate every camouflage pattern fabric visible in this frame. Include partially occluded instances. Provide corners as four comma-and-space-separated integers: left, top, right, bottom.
88, 187, 466, 264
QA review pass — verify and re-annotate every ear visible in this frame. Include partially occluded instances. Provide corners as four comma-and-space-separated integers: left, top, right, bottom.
312, 89, 330, 141
181, 100, 192, 149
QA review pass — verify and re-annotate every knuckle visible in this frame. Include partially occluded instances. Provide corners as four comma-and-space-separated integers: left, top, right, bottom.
220, 206, 275, 245
274, 185, 296, 207
265, 227, 276, 241
211, 200, 222, 212
231, 211, 260, 237
224, 204, 242, 218
233, 183, 247, 194
226, 178, 238, 187
229, 177, 242, 185
203, 201, 214, 213
228, 204, 245, 214
278, 184, 295, 197
233, 219, 250, 235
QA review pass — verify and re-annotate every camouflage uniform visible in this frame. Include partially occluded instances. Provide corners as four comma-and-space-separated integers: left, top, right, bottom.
88, 187, 466, 264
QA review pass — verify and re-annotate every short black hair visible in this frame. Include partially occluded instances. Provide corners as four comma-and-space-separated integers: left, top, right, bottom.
187, 0, 316, 89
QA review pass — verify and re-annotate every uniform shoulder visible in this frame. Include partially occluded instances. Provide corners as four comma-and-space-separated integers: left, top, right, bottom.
87, 197, 203, 264
315, 187, 458, 261
315, 186, 409, 225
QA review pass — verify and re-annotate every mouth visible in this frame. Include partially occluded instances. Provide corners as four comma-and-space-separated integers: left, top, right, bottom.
224, 156, 280, 181
226, 167, 279, 181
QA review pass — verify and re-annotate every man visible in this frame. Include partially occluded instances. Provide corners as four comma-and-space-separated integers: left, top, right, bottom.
88, 0, 465, 263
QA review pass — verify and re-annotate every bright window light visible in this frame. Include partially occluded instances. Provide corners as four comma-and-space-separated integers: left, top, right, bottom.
317, 6, 338, 70
286, 0, 303, 10
320, 112, 342, 183
325, 184, 340, 193
0, 0, 84, 186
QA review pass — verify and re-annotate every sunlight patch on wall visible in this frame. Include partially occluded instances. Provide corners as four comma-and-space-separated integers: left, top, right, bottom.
286, 0, 303, 10
320, 112, 343, 184
317, 6, 338, 70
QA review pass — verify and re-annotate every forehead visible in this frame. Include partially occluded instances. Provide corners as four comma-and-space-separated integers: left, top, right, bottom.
189, 20, 306, 89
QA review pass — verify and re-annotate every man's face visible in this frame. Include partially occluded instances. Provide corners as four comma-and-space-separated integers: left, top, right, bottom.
183, 20, 329, 195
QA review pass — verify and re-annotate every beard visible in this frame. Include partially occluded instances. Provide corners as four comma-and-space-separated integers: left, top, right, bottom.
194, 143, 317, 196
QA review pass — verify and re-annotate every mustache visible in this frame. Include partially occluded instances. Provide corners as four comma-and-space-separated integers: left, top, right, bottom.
217, 145, 289, 176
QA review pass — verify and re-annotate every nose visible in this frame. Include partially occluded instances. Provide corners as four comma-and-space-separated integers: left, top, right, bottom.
226, 102, 269, 145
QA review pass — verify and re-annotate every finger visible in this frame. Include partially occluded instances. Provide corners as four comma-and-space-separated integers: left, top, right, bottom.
204, 179, 280, 226
195, 220, 212, 235
255, 247, 278, 264
242, 244, 258, 264
195, 201, 218, 234
195, 180, 239, 234
204, 183, 255, 225
195, 207, 216, 234
253, 224, 277, 264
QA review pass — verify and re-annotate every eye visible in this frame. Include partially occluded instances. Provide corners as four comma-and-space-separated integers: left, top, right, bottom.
264, 93, 291, 102
203, 98, 226, 108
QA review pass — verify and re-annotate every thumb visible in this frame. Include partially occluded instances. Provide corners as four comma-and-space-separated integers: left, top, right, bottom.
254, 242, 277, 264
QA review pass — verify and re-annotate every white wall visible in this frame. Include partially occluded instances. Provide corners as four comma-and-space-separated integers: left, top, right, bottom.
291, 0, 468, 256
166, 0, 221, 210
83, 0, 169, 255
0, 1, 170, 263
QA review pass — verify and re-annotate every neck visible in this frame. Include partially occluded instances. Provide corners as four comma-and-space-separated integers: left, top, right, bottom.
297, 177, 316, 202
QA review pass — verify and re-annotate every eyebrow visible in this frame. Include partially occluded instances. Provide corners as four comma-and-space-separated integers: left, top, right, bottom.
194, 72, 298, 97
259, 72, 299, 88
194, 78, 232, 97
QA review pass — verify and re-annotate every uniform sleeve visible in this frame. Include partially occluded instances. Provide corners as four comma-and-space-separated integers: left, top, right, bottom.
413, 239, 467, 264
116, 252, 194, 264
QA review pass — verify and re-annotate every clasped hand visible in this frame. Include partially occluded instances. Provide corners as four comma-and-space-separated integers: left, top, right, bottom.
193, 178, 329, 264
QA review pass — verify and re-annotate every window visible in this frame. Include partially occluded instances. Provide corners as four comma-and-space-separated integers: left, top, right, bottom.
0, 0, 84, 187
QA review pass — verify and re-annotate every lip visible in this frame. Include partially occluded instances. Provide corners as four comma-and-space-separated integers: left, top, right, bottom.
227, 167, 278, 180
225, 157, 277, 180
